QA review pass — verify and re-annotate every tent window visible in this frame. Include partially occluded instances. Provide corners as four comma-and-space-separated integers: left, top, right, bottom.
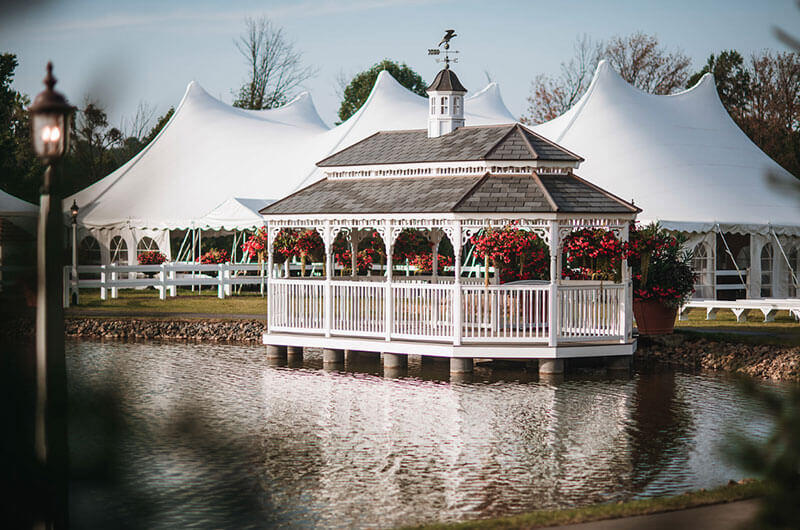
137, 236, 159, 256
78, 236, 101, 265
761, 243, 773, 297
110, 236, 128, 264
692, 243, 712, 299
441, 96, 448, 114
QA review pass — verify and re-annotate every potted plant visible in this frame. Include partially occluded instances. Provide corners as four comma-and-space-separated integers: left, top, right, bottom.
137, 250, 167, 279
627, 223, 695, 335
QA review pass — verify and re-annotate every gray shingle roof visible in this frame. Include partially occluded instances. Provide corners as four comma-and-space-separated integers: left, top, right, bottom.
261, 173, 638, 215
426, 68, 467, 93
316, 124, 583, 167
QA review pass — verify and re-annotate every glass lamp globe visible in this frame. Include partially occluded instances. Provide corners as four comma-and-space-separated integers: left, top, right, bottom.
29, 62, 74, 161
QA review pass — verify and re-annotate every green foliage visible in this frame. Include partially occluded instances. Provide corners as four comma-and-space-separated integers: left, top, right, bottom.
337, 59, 427, 123
725, 380, 800, 529
687, 50, 751, 114
628, 223, 695, 307
0, 53, 42, 203
142, 107, 174, 146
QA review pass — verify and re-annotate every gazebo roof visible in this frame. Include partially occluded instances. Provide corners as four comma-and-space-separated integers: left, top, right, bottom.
316, 124, 583, 167
260, 172, 638, 216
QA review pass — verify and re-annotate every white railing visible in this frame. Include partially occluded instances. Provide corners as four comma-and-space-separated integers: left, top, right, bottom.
63, 262, 268, 307
461, 284, 550, 343
268, 279, 628, 345
269, 279, 325, 333
392, 283, 453, 340
331, 281, 385, 337
558, 283, 624, 341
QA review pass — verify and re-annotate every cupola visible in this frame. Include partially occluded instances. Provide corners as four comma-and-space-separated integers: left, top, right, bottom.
427, 66, 467, 138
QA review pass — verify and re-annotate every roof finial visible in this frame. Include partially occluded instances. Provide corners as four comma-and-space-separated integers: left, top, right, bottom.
428, 29, 459, 70
44, 61, 56, 92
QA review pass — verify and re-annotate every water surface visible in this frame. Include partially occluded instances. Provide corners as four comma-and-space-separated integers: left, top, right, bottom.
66, 340, 776, 528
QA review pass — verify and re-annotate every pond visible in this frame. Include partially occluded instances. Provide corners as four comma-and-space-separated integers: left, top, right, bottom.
66, 339, 777, 529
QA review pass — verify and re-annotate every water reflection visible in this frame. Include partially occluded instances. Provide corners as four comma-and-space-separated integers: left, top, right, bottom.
66, 340, 776, 528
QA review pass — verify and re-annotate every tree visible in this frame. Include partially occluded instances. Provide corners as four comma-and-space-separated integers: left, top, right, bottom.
142, 107, 174, 146
521, 35, 600, 124
337, 59, 427, 123
0, 53, 41, 203
687, 50, 750, 116
603, 32, 690, 94
522, 33, 691, 124
233, 16, 316, 110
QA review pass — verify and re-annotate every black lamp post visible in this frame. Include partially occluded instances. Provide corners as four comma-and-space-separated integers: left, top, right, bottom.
29, 61, 74, 529
70, 200, 79, 305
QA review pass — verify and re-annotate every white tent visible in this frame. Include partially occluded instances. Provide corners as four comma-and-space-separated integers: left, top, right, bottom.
0, 189, 38, 235
194, 197, 273, 231
0, 188, 38, 218
533, 60, 798, 235
67, 71, 516, 233
533, 60, 800, 298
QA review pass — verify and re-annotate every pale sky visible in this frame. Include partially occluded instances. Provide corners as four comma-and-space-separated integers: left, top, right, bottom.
2, 0, 799, 129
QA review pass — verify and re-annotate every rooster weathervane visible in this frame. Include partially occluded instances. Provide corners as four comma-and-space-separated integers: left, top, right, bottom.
428, 29, 459, 69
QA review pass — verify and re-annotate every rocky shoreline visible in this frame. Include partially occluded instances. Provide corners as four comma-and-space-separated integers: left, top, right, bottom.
636, 335, 800, 382
3, 316, 799, 381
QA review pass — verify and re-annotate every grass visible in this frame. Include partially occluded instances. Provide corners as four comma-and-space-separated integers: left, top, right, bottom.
675, 308, 800, 346
66, 288, 267, 318
406, 481, 767, 529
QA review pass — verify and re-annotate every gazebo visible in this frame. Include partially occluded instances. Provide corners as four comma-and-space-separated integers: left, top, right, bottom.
260, 66, 640, 377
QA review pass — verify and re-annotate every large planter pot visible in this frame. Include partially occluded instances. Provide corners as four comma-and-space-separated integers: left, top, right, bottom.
633, 299, 677, 335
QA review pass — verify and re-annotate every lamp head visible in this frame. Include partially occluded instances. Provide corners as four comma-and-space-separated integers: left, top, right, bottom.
29, 62, 75, 161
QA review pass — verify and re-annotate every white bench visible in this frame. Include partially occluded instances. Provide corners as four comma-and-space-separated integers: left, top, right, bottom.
680, 298, 800, 323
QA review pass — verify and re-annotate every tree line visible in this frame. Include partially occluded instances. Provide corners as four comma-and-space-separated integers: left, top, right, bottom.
2, 22, 799, 206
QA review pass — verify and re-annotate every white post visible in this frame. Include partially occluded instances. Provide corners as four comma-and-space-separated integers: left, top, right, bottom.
224, 262, 232, 296
110, 264, 118, 299
266, 223, 274, 332
385, 221, 393, 341
100, 264, 107, 301
749, 235, 762, 299
159, 262, 167, 300
548, 220, 560, 347
169, 264, 176, 297
619, 223, 631, 342
452, 222, 462, 346
217, 263, 225, 299
324, 222, 333, 338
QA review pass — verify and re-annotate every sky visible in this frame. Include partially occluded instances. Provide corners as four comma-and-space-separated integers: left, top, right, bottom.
2, 0, 799, 130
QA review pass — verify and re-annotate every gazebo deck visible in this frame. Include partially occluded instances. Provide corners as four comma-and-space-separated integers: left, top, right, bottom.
263, 277, 636, 359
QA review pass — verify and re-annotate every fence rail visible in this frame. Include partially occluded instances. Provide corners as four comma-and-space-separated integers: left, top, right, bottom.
461, 284, 550, 343
558, 284, 624, 341
63, 262, 268, 307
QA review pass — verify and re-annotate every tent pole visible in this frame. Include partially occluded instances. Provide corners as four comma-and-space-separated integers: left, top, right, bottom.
176, 230, 191, 263
716, 223, 747, 290
198, 229, 202, 294
770, 226, 798, 291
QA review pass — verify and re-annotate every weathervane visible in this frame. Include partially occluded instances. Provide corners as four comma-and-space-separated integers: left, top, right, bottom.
428, 29, 459, 69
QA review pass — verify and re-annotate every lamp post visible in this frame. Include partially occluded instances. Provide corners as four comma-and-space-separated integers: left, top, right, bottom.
70, 200, 79, 305
29, 62, 75, 529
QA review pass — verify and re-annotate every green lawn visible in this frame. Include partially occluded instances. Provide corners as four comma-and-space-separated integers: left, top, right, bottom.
67, 288, 267, 317
407, 481, 766, 529
675, 307, 800, 346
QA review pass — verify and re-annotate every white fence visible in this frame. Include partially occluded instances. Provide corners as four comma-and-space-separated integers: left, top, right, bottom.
461, 284, 550, 343
63, 262, 268, 307
268, 279, 627, 346
558, 284, 625, 341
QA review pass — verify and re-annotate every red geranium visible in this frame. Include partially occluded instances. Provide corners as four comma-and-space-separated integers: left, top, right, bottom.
138, 251, 166, 265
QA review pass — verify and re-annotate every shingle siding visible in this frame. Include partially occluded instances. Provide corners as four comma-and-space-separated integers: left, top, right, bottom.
261, 172, 637, 216
317, 124, 583, 167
